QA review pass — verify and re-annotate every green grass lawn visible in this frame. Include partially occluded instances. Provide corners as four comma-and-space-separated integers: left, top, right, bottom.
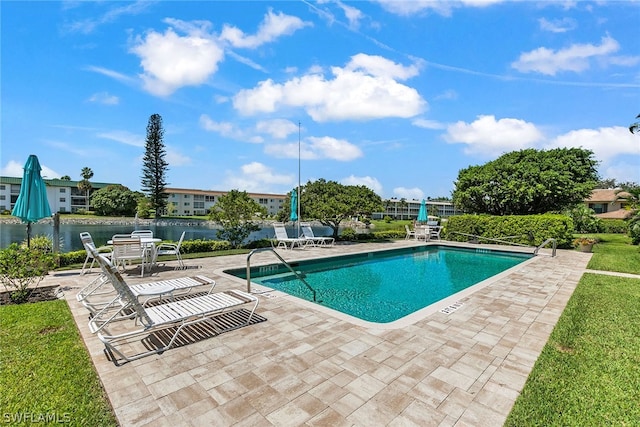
586, 233, 640, 275
505, 273, 640, 426
0, 300, 117, 427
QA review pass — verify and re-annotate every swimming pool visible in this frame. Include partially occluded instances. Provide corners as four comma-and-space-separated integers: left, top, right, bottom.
225, 245, 533, 323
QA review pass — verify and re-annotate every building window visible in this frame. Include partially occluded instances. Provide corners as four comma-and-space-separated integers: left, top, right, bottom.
59, 188, 66, 193
0, 185, 5, 190
183, 202, 190, 206
59, 198, 66, 203
0, 195, 4, 200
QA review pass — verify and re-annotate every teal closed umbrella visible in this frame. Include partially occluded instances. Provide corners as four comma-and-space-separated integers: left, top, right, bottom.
11, 155, 52, 247
417, 199, 427, 223
289, 189, 298, 222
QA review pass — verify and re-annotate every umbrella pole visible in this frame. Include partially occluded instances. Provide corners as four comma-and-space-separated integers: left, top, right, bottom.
27, 222, 32, 248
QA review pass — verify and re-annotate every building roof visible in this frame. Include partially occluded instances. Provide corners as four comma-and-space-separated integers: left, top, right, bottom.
587, 188, 630, 203
595, 209, 634, 219
0, 176, 114, 189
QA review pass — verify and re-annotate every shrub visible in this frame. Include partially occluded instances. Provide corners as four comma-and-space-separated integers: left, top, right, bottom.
338, 228, 357, 241
383, 215, 392, 223
444, 214, 575, 249
601, 219, 629, 234
58, 250, 88, 267
180, 239, 232, 254
0, 243, 56, 303
243, 239, 273, 249
565, 205, 602, 233
373, 230, 405, 240
628, 214, 640, 245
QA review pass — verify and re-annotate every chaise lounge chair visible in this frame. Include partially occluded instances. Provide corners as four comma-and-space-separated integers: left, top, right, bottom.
78, 270, 217, 318
80, 232, 112, 275
272, 222, 307, 250
300, 223, 334, 247
87, 248, 259, 363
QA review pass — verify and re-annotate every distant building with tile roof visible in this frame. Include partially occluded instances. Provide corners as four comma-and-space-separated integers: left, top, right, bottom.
585, 188, 634, 219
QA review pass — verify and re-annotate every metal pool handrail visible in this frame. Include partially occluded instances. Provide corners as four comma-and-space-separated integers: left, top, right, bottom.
246, 248, 317, 302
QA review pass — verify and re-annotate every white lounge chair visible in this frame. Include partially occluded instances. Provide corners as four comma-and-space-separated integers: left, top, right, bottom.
79, 270, 216, 318
272, 223, 307, 250
155, 231, 185, 269
300, 223, 334, 247
87, 249, 258, 363
80, 232, 112, 275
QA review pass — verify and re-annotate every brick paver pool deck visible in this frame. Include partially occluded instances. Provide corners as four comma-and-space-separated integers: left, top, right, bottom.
47, 240, 592, 426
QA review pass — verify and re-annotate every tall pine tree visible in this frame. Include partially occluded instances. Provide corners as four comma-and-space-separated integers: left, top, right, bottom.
141, 113, 169, 219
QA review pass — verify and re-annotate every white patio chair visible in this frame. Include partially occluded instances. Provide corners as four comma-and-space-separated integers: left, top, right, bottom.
300, 223, 334, 247
87, 249, 258, 363
272, 223, 307, 250
155, 231, 186, 269
79, 231, 112, 275
405, 224, 416, 240
415, 225, 430, 241
111, 234, 147, 277
131, 229, 155, 260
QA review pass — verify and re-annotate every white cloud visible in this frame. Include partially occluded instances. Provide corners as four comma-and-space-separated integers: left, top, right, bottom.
199, 115, 264, 143
85, 66, 136, 84
511, 35, 639, 75
336, 1, 364, 29
547, 126, 640, 162
64, 1, 152, 34
255, 119, 299, 139
434, 89, 458, 101
265, 136, 363, 161
374, 0, 504, 17
166, 147, 191, 167
412, 118, 446, 130
130, 20, 225, 96
393, 187, 424, 200
220, 9, 312, 49
233, 54, 426, 122
538, 17, 577, 33
222, 162, 294, 192
1, 160, 61, 179
87, 92, 119, 105
97, 130, 144, 147
444, 115, 544, 156
341, 175, 383, 195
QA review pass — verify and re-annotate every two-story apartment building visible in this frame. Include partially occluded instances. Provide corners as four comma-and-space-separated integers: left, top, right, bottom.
164, 188, 286, 217
373, 198, 462, 220
0, 176, 114, 214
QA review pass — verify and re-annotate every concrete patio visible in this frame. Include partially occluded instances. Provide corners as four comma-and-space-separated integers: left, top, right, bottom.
46, 240, 592, 426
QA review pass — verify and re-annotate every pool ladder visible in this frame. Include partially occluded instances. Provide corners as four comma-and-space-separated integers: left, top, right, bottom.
246, 248, 318, 302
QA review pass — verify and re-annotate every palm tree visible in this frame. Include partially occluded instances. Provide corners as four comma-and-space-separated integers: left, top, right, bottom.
630, 113, 640, 134
78, 167, 94, 212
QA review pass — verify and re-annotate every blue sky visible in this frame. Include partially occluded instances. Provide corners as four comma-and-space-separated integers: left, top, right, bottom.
2, 1, 639, 200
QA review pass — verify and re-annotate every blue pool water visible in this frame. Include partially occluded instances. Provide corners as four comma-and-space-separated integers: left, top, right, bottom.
227, 246, 532, 323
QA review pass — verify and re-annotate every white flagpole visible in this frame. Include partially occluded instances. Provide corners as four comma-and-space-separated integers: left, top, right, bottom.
297, 121, 301, 238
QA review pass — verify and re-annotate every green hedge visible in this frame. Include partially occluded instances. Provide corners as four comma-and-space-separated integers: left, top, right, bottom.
443, 214, 575, 249
56, 238, 275, 268
601, 219, 629, 234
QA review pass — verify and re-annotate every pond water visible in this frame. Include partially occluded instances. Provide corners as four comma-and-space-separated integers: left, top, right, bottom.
0, 222, 331, 252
